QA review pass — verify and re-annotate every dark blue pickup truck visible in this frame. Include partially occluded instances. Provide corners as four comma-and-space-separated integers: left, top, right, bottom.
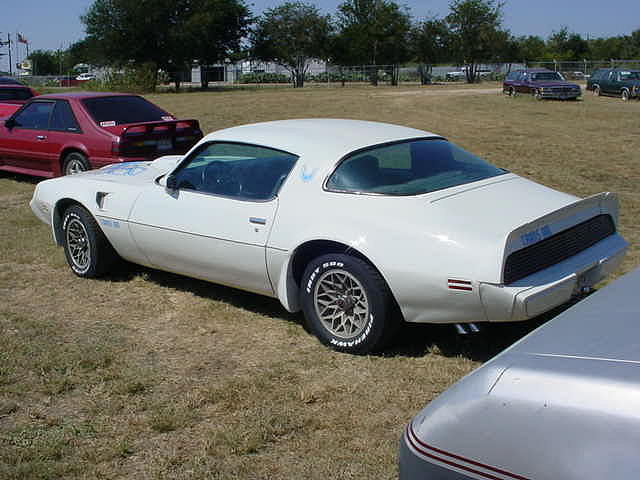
503, 68, 581, 100
587, 68, 640, 101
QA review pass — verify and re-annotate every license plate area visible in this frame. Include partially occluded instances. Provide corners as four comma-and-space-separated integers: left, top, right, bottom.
157, 138, 172, 151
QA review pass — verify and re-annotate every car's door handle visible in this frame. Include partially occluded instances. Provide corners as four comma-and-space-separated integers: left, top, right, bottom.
36, 135, 46, 141
249, 217, 266, 225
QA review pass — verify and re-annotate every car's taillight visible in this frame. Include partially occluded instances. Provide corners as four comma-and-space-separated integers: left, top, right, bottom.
111, 139, 120, 155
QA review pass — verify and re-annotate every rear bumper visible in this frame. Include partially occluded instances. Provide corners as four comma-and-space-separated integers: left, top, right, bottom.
480, 233, 628, 321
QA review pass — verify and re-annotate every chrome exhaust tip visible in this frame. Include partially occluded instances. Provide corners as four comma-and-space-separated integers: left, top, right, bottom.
455, 323, 480, 335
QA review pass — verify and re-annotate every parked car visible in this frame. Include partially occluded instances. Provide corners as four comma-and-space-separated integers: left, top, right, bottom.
0, 92, 202, 178
446, 68, 492, 81
0, 84, 38, 118
29, 119, 627, 353
587, 68, 640, 101
0, 76, 23, 85
503, 68, 581, 100
75, 73, 97, 81
400, 266, 640, 480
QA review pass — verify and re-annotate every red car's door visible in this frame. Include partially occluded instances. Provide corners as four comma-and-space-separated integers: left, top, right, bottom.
2, 100, 55, 173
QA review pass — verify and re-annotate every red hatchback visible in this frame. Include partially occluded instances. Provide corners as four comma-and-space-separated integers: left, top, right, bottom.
0, 92, 202, 178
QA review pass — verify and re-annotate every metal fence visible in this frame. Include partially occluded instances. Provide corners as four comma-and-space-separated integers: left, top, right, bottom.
525, 60, 640, 77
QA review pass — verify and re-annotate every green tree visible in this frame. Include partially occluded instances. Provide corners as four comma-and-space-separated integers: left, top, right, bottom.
251, 2, 332, 88
334, 0, 412, 85
82, 0, 250, 91
445, 0, 505, 83
27, 50, 58, 75
516, 35, 546, 62
547, 27, 589, 61
183, 0, 251, 88
410, 18, 450, 84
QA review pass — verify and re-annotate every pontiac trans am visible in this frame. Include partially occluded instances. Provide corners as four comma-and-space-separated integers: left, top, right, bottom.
30, 119, 628, 354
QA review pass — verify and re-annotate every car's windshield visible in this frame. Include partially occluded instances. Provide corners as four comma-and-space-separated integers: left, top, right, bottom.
82, 95, 169, 126
0, 88, 33, 101
326, 138, 506, 196
619, 71, 640, 80
531, 72, 564, 81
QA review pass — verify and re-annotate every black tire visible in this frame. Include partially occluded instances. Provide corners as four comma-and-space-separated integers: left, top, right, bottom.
300, 254, 397, 354
509, 86, 517, 97
593, 85, 601, 97
533, 89, 543, 100
62, 152, 90, 176
621, 89, 630, 101
62, 205, 118, 277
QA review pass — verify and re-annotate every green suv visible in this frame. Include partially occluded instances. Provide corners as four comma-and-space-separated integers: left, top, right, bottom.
587, 68, 640, 101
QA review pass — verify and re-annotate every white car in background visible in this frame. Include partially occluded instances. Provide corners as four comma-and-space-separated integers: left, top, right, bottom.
75, 72, 96, 81
30, 119, 628, 354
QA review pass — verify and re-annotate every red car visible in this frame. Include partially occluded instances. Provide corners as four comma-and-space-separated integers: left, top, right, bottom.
0, 92, 202, 178
0, 83, 38, 118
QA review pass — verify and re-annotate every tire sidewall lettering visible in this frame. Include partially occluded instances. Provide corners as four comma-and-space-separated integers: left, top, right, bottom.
329, 313, 374, 348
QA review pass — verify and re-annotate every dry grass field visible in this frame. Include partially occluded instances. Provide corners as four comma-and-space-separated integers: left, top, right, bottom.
1, 83, 638, 479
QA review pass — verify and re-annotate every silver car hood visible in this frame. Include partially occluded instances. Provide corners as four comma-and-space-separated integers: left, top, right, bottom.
505, 267, 640, 362
409, 268, 640, 480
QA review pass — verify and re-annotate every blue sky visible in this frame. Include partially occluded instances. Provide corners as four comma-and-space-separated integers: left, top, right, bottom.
2, 0, 639, 71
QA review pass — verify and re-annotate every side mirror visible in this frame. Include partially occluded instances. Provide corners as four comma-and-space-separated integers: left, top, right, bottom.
4, 118, 16, 129
166, 174, 177, 190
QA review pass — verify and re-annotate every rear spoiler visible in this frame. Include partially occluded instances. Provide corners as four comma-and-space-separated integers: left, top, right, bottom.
500, 192, 621, 282
120, 119, 201, 137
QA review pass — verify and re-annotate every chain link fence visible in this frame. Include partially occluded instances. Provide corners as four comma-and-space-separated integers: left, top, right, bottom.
525, 60, 640, 79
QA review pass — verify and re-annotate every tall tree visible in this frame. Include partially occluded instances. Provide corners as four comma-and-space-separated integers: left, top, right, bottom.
27, 50, 58, 75
334, 0, 412, 85
184, 0, 251, 88
410, 18, 450, 84
82, 0, 250, 90
251, 2, 332, 88
516, 35, 546, 63
445, 0, 505, 83
547, 27, 589, 61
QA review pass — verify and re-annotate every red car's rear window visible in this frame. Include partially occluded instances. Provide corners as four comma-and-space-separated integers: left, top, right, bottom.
82, 95, 169, 126
0, 88, 34, 101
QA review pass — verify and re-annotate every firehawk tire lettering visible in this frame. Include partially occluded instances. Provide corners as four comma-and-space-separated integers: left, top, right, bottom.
300, 254, 397, 354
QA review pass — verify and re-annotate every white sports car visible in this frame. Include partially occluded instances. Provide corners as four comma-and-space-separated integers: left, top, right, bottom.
30, 119, 628, 354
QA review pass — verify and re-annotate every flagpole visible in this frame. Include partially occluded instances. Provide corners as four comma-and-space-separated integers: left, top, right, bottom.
8, 34, 12, 76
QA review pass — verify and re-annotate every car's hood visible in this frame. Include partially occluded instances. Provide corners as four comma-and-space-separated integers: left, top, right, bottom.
409, 269, 640, 480
77, 155, 182, 185
530, 80, 578, 87
507, 267, 640, 362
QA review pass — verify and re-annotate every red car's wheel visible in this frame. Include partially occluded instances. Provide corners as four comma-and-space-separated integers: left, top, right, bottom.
63, 152, 90, 175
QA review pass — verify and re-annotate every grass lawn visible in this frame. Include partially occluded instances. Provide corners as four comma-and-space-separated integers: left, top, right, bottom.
1, 82, 638, 479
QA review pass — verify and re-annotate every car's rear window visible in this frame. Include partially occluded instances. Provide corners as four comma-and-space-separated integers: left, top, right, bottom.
0, 88, 33, 101
531, 72, 564, 81
326, 138, 506, 196
82, 95, 168, 126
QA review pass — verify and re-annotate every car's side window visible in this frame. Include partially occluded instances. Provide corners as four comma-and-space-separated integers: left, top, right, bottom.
49, 100, 81, 133
13, 101, 54, 130
172, 142, 298, 201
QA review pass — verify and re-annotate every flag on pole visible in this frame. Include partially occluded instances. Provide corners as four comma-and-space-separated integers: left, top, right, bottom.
17, 33, 28, 44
